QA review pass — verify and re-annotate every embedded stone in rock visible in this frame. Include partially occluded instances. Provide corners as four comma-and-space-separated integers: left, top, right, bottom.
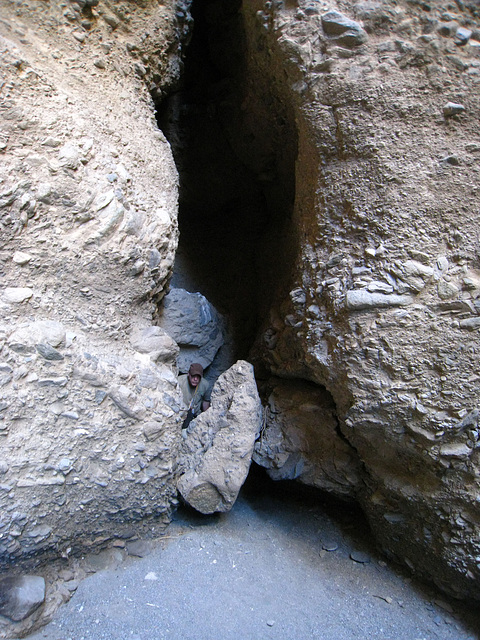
130, 325, 179, 366
345, 290, 413, 310
321, 10, 367, 46
3, 287, 34, 303
443, 102, 465, 118
0, 575, 45, 621
9, 320, 66, 350
157, 287, 224, 372
177, 361, 262, 514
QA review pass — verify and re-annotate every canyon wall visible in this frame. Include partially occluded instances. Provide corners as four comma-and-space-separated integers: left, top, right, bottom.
236, 0, 480, 600
0, 0, 187, 565
1, 0, 480, 605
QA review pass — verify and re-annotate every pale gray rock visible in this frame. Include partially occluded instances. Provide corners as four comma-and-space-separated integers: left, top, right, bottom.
0, 576, 45, 622
177, 361, 262, 514
443, 102, 465, 117
130, 326, 179, 366
454, 27, 472, 45
12, 251, 32, 265
438, 279, 459, 300
253, 379, 362, 498
345, 290, 413, 310
9, 321, 66, 350
157, 288, 225, 372
3, 287, 33, 303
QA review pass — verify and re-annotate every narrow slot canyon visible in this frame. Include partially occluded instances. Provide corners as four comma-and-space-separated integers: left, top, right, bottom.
154, 0, 355, 507
155, 0, 298, 363
3, 0, 480, 635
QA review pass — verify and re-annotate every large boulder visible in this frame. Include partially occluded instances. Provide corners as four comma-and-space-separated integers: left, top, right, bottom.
157, 287, 225, 373
254, 378, 362, 498
177, 361, 263, 514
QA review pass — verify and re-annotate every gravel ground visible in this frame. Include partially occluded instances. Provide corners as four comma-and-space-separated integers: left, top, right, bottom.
23, 473, 480, 640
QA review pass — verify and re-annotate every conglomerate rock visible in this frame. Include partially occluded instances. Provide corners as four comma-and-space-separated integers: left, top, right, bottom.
2, 0, 480, 615
232, 0, 480, 599
0, 0, 189, 567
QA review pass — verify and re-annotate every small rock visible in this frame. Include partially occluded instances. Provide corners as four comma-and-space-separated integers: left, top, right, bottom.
443, 102, 465, 117
266, 620, 275, 627
454, 27, 472, 45
12, 251, 33, 265
437, 279, 459, 300
93, 58, 106, 69
104, 13, 120, 29
0, 575, 45, 621
134, 62, 146, 77
459, 317, 480, 330
322, 540, 338, 552
3, 287, 33, 303
144, 572, 158, 581
36, 343, 64, 361
350, 550, 371, 563
321, 10, 367, 46
72, 31, 86, 43
64, 580, 79, 593
440, 155, 460, 166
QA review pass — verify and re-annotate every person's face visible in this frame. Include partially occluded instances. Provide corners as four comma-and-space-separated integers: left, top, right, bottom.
188, 373, 201, 387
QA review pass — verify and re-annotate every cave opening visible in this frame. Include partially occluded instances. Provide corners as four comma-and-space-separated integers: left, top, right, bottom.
155, 0, 298, 363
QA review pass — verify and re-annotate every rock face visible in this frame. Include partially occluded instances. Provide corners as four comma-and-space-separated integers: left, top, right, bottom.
229, 0, 480, 599
2, 0, 480, 611
253, 378, 362, 498
177, 361, 263, 514
0, 0, 188, 565
0, 576, 45, 622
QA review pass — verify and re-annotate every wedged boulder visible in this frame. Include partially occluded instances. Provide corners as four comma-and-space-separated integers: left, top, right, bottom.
157, 288, 225, 372
177, 361, 262, 514
0, 575, 45, 622
253, 379, 362, 498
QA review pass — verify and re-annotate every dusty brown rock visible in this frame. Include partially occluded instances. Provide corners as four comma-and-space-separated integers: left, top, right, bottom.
0, 0, 186, 568
229, 0, 480, 600
177, 361, 262, 514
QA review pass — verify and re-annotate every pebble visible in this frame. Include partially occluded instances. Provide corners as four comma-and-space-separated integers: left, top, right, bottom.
3, 287, 33, 303
454, 27, 472, 45
443, 102, 465, 117
72, 31, 86, 43
266, 620, 275, 627
350, 550, 371, 563
322, 540, 338, 551
12, 251, 33, 265
36, 343, 64, 361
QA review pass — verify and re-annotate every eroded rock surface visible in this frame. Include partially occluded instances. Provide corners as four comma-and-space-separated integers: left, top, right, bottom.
231, 0, 480, 599
177, 361, 262, 514
0, 0, 188, 567
0, 576, 45, 622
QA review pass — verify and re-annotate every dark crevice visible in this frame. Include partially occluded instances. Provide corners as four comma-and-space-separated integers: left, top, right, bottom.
154, 0, 297, 361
